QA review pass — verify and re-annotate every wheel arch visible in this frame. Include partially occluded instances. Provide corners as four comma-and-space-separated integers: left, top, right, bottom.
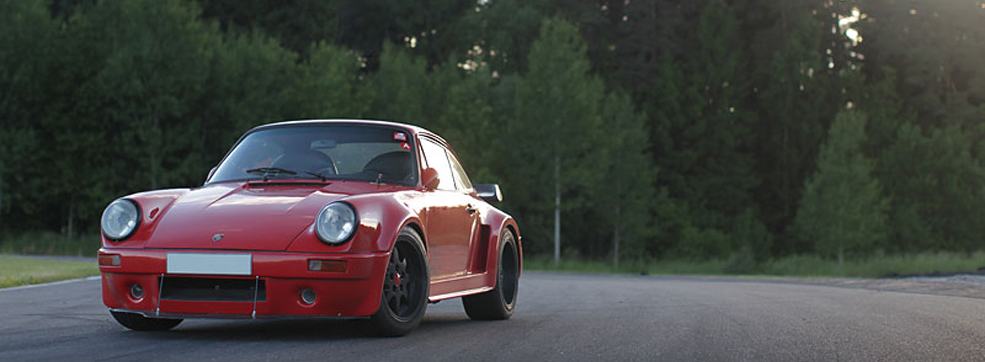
479, 209, 521, 284
399, 219, 427, 252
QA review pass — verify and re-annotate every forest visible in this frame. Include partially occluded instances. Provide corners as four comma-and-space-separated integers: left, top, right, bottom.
2, 0, 985, 268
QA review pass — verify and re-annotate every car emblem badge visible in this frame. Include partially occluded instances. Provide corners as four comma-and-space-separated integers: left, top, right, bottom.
212, 233, 225, 243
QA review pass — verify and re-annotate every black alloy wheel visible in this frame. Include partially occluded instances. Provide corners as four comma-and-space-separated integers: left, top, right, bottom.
360, 228, 429, 336
463, 230, 519, 320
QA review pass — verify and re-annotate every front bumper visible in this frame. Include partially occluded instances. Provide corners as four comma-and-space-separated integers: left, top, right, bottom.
99, 248, 388, 319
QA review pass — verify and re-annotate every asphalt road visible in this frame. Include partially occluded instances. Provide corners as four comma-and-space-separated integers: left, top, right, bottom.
3, 272, 985, 362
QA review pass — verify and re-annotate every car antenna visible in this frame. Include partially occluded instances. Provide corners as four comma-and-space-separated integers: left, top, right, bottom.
374, 173, 384, 185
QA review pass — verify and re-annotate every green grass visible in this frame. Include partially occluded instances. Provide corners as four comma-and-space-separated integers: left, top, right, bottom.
524, 251, 985, 279
0, 232, 100, 257
4, 232, 985, 280
0, 255, 99, 288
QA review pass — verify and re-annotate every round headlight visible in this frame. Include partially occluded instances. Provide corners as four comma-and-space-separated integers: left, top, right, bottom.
101, 199, 140, 241
315, 202, 357, 245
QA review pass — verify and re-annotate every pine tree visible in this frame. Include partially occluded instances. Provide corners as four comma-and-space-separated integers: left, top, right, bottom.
507, 18, 606, 265
0, 0, 55, 227
192, 30, 301, 175
793, 111, 887, 263
879, 123, 985, 252
84, 0, 219, 190
755, 14, 829, 251
646, 1, 757, 258
598, 91, 655, 267
367, 43, 431, 123
290, 42, 369, 119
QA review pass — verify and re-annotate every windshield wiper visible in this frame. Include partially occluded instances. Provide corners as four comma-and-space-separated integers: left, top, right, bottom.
246, 167, 297, 181
304, 171, 330, 181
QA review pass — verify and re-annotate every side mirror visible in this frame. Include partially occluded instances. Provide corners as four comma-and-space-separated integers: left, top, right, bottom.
422, 168, 440, 190
204, 166, 218, 185
475, 184, 503, 203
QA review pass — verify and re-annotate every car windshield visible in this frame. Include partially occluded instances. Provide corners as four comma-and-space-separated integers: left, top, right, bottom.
210, 124, 418, 186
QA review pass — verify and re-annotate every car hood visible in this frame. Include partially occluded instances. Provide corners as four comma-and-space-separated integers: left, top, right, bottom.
144, 182, 346, 251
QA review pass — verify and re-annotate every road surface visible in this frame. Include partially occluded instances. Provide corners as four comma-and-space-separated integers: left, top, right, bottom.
2, 271, 985, 361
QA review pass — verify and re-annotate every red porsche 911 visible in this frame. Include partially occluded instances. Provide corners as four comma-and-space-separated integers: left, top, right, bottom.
97, 119, 521, 336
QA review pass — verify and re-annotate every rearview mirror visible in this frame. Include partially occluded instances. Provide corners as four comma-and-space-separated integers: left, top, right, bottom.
422, 168, 440, 190
475, 184, 503, 203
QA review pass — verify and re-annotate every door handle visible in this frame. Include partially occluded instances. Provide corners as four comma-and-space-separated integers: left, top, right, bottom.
466, 205, 477, 214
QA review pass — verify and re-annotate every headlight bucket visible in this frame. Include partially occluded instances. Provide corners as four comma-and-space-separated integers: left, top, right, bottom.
101, 199, 141, 241
315, 202, 358, 245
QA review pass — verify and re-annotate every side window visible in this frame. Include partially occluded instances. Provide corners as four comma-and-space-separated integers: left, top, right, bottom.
448, 152, 473, 190
421, 139, 456, 191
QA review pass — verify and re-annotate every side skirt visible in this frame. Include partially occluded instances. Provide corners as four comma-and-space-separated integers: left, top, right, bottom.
428, 273, 492, 302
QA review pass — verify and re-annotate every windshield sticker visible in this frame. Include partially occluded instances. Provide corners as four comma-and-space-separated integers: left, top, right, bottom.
401, 142, 411, 151
394, 132, 407, 141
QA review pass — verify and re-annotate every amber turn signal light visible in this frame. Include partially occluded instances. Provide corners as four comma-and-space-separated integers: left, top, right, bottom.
308, 259, 346, 273
98, 254, 121, 266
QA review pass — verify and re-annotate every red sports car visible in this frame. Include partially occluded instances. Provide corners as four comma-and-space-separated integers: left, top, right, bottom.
98, 119, 521, 336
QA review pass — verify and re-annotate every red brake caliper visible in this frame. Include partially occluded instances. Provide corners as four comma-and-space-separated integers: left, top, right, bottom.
394, 272, 402, 286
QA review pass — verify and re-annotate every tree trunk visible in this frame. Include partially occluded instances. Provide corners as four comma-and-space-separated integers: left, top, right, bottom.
149, 106, 161, 189
613, 204, 621, 269
554, 155, 561, 267
66, 203, 74, 238
838, 243, 844, 265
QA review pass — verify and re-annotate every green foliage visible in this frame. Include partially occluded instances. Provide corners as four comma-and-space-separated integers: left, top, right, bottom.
879, 123, 985, 252
455, 0, 554, 74
793, 111, 888, 262
0, 0, 55, 224
504, 17, 606, 254
597, 91, 655, 266
290, 42, 368, 118
647, 1, 758, 258
199, 0, 340, 54
755, 14, 830, 239
198, 31, 300, 157
87, 0, 219, 190
731, 209, 773, 262
859, 0, 985, 128
368, 43, 432, 122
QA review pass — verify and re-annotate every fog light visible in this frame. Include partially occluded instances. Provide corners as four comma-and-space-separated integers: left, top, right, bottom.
130, 284, 144, 299
300, 288, 316, 305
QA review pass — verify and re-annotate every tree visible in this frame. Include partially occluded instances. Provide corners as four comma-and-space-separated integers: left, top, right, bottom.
878, 123, 985, 253
793, 111, 887, 263
506, 18, 606, 265
754, 14, 829, 251
646, 1, 758, 259
453, 0, 554, 75
289, 42, 369, 119
199, 0, 340, 54
85, 0, 219, 190
426, 62, 496, 182
367, 43, 431, 123
858, 0, 985, 129
0, 0, 55, 227
597, 91, 655, 267
191, 30, 301, 174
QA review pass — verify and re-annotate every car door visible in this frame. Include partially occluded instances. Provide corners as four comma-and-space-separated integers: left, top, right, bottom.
420, 137, 477, 280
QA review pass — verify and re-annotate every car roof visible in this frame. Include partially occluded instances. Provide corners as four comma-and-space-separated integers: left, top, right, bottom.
254, 119, 416, 134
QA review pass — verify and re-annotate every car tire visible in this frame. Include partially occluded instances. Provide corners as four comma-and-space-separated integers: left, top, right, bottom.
463, 230, 519, 320
110, 311, 182, 331
359, 227, 430, 337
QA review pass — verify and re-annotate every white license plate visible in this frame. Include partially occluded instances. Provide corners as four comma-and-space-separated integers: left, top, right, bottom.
166, 253, 252, 275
